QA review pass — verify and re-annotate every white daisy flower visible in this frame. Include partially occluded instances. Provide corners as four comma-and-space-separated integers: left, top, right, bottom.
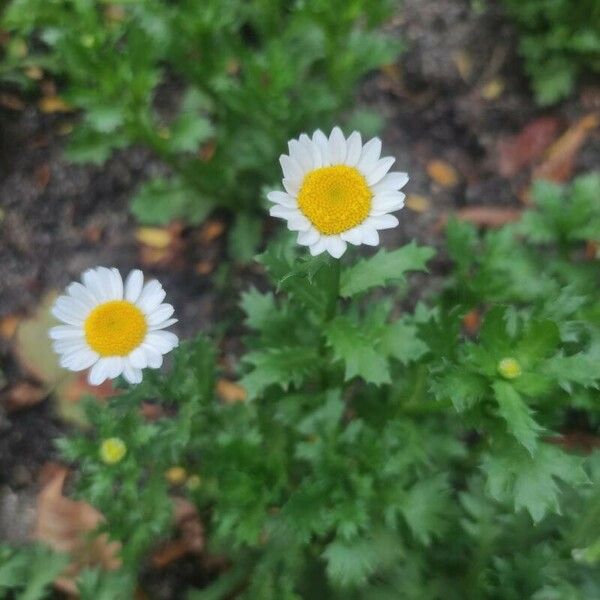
49, 267, 179, 386
267, 127, 408, 258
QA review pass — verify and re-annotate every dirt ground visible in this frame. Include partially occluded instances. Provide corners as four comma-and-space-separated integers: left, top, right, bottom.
1, 0, 599, 596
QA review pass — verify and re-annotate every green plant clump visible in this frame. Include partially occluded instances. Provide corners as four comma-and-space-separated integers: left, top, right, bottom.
502, 0, 600, 105
1, 0, 399, 245
35, 172, 600, 598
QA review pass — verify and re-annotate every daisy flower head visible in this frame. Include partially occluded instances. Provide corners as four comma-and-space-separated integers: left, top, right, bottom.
267, 127, 408, 258
49, 267, 178, 386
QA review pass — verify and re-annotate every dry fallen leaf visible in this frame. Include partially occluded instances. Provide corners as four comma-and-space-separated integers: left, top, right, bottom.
24, 66, 43, 80
0, 93, 25, 111
497, 116, 562, 177
452, 50, 473, 82
195, 260, 215, 275
199, 140, 217, 162
55, 371, 115, 426
0, 314, 20, 339
437, 207, 522, 230
135, 227, 172, 249
426, 160, 460, 188
405, 194, 431, 213
199, 219, 226, 244
216, 378, 247, 404
38, 96, 73, 114
34, 467, 121, 594
151, 497, 204, 568
462, 310, 481, 335
534, 113, 600, 183
481, 78, 505, 100
34, 164, 51, 190
1, 381, 47, 413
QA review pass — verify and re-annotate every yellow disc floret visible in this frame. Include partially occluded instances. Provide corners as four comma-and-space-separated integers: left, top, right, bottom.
100, 437, 127, 464
84, 300, 147, 357
498, 357, 522, 380
297, 165, 372, 235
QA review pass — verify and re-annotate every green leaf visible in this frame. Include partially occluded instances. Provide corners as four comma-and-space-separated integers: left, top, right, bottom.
240, 347, 319, 398
340, 242, 435, 297
130, 176, 212, 225
228, 213, 263, 263
401, 474, 450, 545
168, 113, 213, 153
322, 539, 379, 588
240, 287, 276, 330
493, 381, 542, 455
379, 321, 428, 364
482, 442, 587, 522
430, 368, 487, 412
515, 320, 560, 366
325, 316, 390, 385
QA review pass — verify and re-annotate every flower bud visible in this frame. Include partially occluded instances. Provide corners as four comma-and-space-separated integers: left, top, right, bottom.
99, 437, 127, 465
497, 357, 522, 380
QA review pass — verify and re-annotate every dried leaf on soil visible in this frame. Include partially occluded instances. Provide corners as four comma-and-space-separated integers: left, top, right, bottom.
1, 381, 47, 413
0, 314, 20, 339
452, 50, 473, 82
151, 497, 204, 568
135, 227, 172, 249
481, 78, 505, 100
199, 219, 227, 244
442, 207, 522, 229
497, 116, 562, 177
217, 378, 247, 404
405, 194, 431, 213
426, 160, 460, 188
34, 467, 121, 594
38, 96, 73, 113
534, 113, 600, 183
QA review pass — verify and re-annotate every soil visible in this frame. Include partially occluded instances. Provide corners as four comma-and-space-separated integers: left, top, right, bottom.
1, 0, 599, 597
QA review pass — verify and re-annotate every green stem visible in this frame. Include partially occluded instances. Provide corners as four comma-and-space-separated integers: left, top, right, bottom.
324, 258, 341, 323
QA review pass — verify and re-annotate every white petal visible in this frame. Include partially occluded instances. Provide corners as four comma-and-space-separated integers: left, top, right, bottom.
97, 267, 119, 300
297, 227, 320, 246
147, 304, 175, 326
344, 131, 362, 167
328, 127, 346, 165
104, 356, 124, 379
82, 268, 108, 303
142, 344, 163, 369
287, 213, 312, 232
361, 228, 380, 246
89, 359, 109, 385
270, 204, 298, 219
60, 349, 98, 371
301, 133, 322, 168
66, 282, 96, 310
128, 347, 148, 369
283, 178, 300, 196
54, 296, 89, 321
49, 325, 84, 340
288, 139, 313, 172
372, 171, 409, 194
125, 269, 144, 303
150, 318, 178, 331
51, 304, 84, 326
371, 192, 405, 215
312, 130, 330, 166
357, 137, 382, 175
309, 238, 327, 256
123, 361, 143, 384
53, 339, 88, 354
325, 236, 347, 258
340, 226, 363, 245
267, 191, 297, 208
368, 214, 399, 230
366, 156, 396, 186
136, 280, 166, 314
110, 268, 124, 300
279, 155, 303, 184
145, 331, 179, 354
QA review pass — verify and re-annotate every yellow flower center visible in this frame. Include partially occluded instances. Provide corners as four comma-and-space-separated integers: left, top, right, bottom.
498, 357, 522, 380
100, 437, 127, 464
84, 300, 147, 357
297, 165, 372, 235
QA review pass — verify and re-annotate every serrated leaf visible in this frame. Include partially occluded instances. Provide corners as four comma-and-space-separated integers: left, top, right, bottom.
240, 288, 276, 330
325, 317, 390, 385
322, 539, 379, 588
430, 368, 487, 412
131, 176, 212, 225
168, 113, 213, 153
493, 381, 542, 455
379, 321, 428, 364
240, 347, 319, 398
482, 442, 587, 522
340, 242, 435, 297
